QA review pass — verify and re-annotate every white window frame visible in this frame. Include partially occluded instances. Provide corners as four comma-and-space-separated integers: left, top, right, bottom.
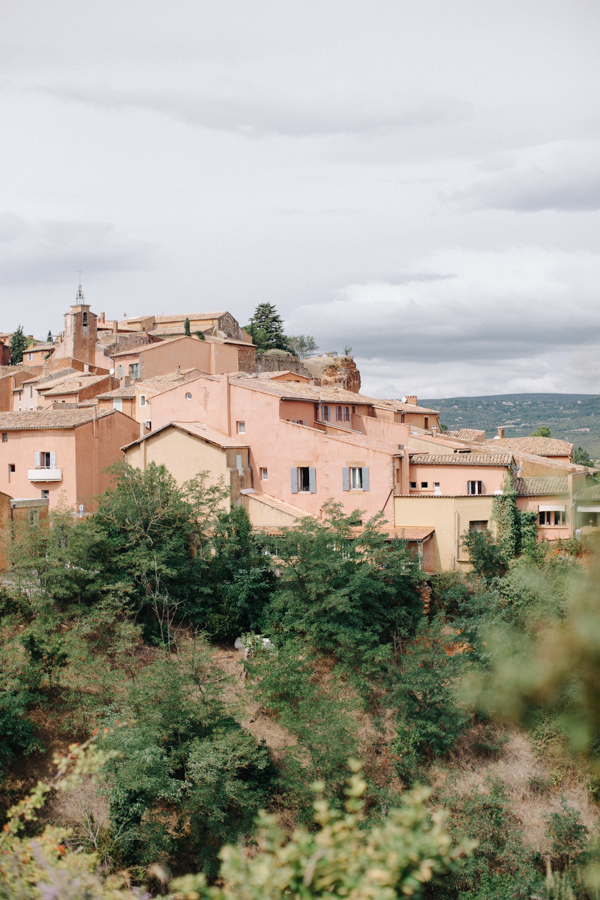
467, 480, 483, 495
350, 467, 363, 490
260, 467, 268, 480
237, 421, 245, 434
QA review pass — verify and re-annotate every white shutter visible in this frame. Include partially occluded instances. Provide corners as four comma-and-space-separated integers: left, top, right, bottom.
309, 467, 317, 493
291, 468, 298, 494
361, 467, 370, 491
35, 452, 41, 467
342, 467, 350, 491
50, 452, 57, 468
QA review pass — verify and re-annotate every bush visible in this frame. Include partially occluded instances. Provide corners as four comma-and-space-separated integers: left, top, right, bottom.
461, 530, 507, 579
545, 797, 589, 870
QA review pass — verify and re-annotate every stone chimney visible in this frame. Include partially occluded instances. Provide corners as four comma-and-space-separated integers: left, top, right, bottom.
497, 427, 505, 438
175, 365, 181, 377
405, 395, 417, 406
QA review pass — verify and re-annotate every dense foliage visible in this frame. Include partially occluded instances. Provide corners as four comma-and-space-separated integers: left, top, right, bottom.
1, 460, 599, 897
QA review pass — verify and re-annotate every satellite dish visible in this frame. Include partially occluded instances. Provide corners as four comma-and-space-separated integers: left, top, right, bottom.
110, 368, 115, 375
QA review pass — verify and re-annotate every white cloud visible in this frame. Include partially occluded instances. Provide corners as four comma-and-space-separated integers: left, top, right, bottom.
450, 141, 600, 212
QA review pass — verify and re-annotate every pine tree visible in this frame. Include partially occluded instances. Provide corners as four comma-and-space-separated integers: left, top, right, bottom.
9, 326, 28, 365
184, 317, 191, 337
248, 303, 289, 351
46, 330, 52, 343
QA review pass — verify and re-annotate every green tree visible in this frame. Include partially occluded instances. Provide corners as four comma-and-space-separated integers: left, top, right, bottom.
530, 426, 551, 437
574, 446, 593, 466
287, 335, 318, 358
461, 529, 508, 579
262, 502, 423, 675
46, 330, 52, 342
247, 303, 289, 351
9, 325, 28, 365
184, 317, 191, 337
195, 330, 206, 341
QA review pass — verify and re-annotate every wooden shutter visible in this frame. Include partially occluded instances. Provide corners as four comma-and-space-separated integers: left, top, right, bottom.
309, 467, 317, 493
291, 468, 298, 494
50, 452, 57, 468
342, 467, 350, 491
35, 452, 41, 467
361, 467, 370, 490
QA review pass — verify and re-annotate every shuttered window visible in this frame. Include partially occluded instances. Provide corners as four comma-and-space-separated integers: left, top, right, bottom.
343, 467, 369, 490
292, 467, 316, 493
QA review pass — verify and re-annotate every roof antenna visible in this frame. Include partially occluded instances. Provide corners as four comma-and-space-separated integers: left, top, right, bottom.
76, 270, 85, 301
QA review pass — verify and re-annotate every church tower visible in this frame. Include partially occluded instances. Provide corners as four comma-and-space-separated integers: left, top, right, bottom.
62, 283, 98, 365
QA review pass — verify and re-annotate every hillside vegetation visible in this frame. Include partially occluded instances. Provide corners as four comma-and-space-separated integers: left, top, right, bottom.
421, 393, 600, 458
1, 461, 600, 899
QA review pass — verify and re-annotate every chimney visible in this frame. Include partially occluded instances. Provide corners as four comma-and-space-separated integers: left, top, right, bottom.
84, 363, 90, 374
405, 395, 417, 406
99, 312, 105, 323
497, 427, 505, 438
175, 365, 181, 377
112, 320, 118, 334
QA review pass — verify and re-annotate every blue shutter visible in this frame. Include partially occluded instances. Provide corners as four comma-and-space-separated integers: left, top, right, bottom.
309, 467, 317, 493
35, 452, 41, 467
342, 467, 350, 491
361, 467, 370, 491
291, 468, 298, 494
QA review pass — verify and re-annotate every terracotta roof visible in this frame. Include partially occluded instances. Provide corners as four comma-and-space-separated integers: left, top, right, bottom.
445, 428, 487, 442
575, 483, 600, 501
14, 369, 79, 390
319, 428, 403, 456
97, 385, 137, 400
231, 376, 372, 406
385, 525, 435, 541
359, 396, 440, 415
257, 370, 309, 380
409, 453, 513, 466
40, 374, 111, 396
516, 477, 569, 496
27, 342, 55, 352
122, 420, 249, 452
485, 437, 573, 457
247, 492, 315, 519
0, 409, 114, 430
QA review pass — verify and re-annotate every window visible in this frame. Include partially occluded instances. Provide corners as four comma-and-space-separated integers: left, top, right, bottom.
29, 386, 33, 398
27, 353, 33, 361
539, 510, 566, 526
129, 363, 139, 378
321, 405, 330, 421
82, 312, 88, 326
336, 406, 350, 422
342, 467, 370, 491
185, 392, 192, 400
2, 433, 7, 442
236, 453, 243, 474
291, 466, 316, 493
260, 468, 268, 480
421, 482, 428, 489
469, 520, 489, 532
144, 420, 152, 431
434, 482, 440, 489
467, 480, 483, 495
424, 417, 429, 429
29, 509, 40, 528
9, 464, 15, 477
18, 391, 23, 401
113, 397, 123, 412
237, 421, 245, 434
117, 365, 124, 379
410, 481, 417, 489
41, 490, 49, 499
139, 395, 147, 406
36, 452, 52, 468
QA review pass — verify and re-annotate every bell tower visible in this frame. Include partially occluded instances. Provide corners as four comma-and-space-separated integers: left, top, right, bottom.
63, 283, 98, 365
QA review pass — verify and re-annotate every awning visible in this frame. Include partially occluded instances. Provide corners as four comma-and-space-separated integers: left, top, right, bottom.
577, 506, 600, 513
539, 504, 566, 512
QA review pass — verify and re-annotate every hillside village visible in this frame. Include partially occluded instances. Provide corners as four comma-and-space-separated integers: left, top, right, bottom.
1, 285, 599, 573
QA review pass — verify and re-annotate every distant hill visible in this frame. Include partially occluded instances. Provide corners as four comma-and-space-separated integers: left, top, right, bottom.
420, 393, 600, 460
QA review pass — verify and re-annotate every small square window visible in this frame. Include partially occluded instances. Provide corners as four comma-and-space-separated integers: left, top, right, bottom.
139, 395, 146, 406
434, 482, 440, 489
350, 467, 363, 490
237, 421, 245, 434
421, 482, 428, 489
2, 433, 7, 442
41, 490, 49, 499
9, 464, 15, 473
260, 467, 268, 480
410, 481, 417, 489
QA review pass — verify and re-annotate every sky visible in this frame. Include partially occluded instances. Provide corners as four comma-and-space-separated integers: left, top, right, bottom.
1, 0, 600, 398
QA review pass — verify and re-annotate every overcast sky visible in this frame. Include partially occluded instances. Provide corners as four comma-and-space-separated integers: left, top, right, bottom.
2, 0, 599, 397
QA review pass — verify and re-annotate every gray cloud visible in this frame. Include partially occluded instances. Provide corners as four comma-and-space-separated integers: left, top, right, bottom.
28, 82, 471, 138
0, 214, 158, 286
451, 141, 600, 212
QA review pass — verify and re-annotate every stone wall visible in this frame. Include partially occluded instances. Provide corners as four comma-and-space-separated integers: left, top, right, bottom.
302, 356, 361, 393
255, 352, 310, 377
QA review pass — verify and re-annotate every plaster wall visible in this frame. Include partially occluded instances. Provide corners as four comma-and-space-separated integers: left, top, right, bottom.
516, 494, 572, 540
75, 413, 140, 511
406, 464, 508, 496
0, 428, 78, 509
393, 495, 496, 571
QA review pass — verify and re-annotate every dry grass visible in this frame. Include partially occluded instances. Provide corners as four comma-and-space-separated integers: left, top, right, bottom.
432, 724, 598, 853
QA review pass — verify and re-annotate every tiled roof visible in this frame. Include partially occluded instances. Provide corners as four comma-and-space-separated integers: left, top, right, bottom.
248, 492, 314, 518
0, 409, 113, 430
446, 428, 487, 442
360, 396, 440, 415
122, 421, 249, 451
231, 376, 372, 406
385, 525, 436, 541
516, 477, 569, 496
27, 342, 55, 351
40, 374, 110, 396
575, 483, 600, 501
257, 370, 309, 380
320, 428, 403, 455
485, 437, 573, 457
97, 385, 137, 400
409, 453, 513, 466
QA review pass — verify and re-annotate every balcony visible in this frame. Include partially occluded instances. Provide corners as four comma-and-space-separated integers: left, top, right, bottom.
28, 467, 63, 482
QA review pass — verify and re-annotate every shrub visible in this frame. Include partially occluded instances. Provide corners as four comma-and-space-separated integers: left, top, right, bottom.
545, 797, 589, 870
